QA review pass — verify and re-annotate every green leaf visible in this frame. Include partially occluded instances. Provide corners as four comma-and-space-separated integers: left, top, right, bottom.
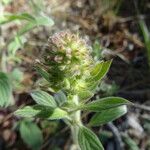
122, 134, 140, 150
15, 106, 42, 118
48, 108, 68, 120
78, 126, 104, 150
86, 81, 99, 91
8, 35, 26, 55
85, 60, 112, 92
0, 13, 36, 24
18, 14, 54, 35
19, 120, 43, 150
18, 22, 36, 35
35, 14, 54, 26
92, 40, 103, 60
89, 105, 127, 126
89, 60, 112, 82
90, 61, 104, 76
9, 68, 24, 90
0, 72, 12, 107
54, 90, 67, 106
15, 105, 68, 120
139, 20, 150, 65
139, 20, 150, 47
31, 90, 57, 108
78, 90, 94, 102
79, 97, 131, 112
35, 65, 50, 82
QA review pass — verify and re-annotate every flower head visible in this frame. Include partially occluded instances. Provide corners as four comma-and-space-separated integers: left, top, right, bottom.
37, 31, 95, 94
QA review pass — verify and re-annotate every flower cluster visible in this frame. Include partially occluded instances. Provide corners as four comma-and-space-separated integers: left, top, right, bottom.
37, 31, 95, 94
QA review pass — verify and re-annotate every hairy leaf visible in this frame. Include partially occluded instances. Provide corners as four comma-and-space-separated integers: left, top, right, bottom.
15, 106, 42, 118
15, 105, 68, 120
54, 90, 67, 106
79, 97, 131, 112
89, 105, 127, 126
89, 60, 112, 82
78, 126, 104, 150
31, 90, 57, 107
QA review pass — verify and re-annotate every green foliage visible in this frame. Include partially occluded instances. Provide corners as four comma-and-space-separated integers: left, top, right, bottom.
0, 13, 36, 24
19, 120, 43, 150
8, 35, 26, 55
15, 105, 68, 120
122, 134, 140, 150
35, 66, 50, 82
15, 91, 68, 120
10, 68, 24, 90
15, 106, 41, 118
0, 1, 54, 104
54, 90, 67, 106
5, 13, 54, 56
18, 13, 54, 35
89, 60, 112, 82
0, 8, 54, 56
139, 20, 150, 66
92, 40, 103, 60
78, 126, 104, 150
89, 105, 127, 126
78, 90, 93, 102
0, 72, 12, 107
31, 90, 57, 108
79, 97, 130, 112
14, 31, 131, 150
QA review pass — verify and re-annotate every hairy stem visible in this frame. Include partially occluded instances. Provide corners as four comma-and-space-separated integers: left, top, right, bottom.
70, 95, 82, 150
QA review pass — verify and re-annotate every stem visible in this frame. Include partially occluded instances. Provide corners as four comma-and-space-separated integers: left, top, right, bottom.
70, 95, 82, 150
1, 50, 7, 72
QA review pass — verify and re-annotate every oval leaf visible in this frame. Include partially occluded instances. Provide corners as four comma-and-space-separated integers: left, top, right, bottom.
79, 97, 131, 112
15, 105, 42, 118
31, 90, 57, 108
48, 108, 68, 120
54, 90, 67, 106
15, 105, 68, 120
89, 105, 127, 126
78, 126, 104, 150
20, 120, 43, 150
89, 60, 112, 82
0, 72, 12, 107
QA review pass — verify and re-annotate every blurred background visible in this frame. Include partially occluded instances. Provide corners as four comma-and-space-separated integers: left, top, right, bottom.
0, 0, 150, 149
